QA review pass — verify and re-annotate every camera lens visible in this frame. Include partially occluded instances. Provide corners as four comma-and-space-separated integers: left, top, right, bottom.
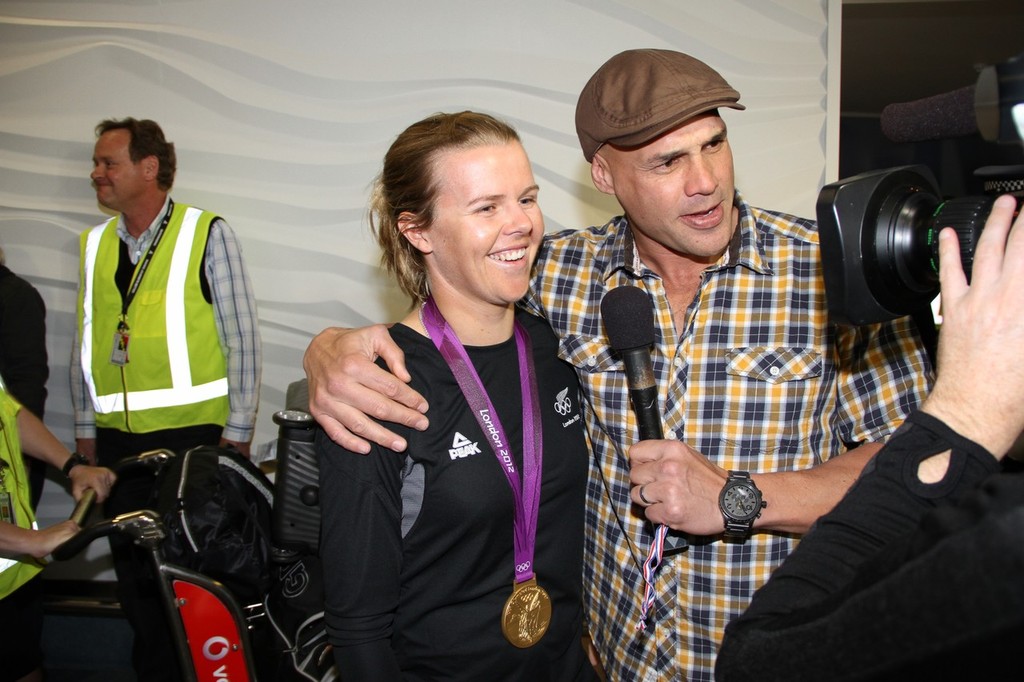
872, 185, 941, 298
817, 166, 1003, 325
876, 193, 994, 293
925, 196, 996, 282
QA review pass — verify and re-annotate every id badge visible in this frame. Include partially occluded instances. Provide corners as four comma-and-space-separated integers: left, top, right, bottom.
111, 329, 130, 366
0, 491, 15, 524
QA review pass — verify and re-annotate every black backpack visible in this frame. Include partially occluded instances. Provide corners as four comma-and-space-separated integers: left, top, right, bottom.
153, 444, 275, 604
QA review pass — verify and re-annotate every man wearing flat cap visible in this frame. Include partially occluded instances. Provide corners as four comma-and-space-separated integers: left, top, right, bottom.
302, 49, 932, 680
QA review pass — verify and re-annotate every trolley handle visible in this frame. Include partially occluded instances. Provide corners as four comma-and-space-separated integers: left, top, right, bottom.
69, 488, 96, 527
52, 448, 176, 561
52, 517, 118, 561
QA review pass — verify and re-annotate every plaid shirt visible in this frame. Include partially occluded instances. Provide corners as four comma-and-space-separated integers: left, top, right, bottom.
522, 192, 932, 681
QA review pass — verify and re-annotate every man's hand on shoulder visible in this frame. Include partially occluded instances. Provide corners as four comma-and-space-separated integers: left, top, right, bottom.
303, 325, 429, 454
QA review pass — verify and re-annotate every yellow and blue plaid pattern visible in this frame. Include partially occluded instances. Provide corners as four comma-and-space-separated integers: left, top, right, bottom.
523, 193, 933, 681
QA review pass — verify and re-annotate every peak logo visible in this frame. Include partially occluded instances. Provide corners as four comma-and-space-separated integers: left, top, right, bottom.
449, 432, 481, 460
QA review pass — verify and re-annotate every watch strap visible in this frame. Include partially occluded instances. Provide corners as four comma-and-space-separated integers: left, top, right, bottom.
724, 516, 755, 537
62, 452, 89, 478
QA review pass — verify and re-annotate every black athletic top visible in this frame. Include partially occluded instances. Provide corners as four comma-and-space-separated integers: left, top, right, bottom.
318, 310, 596, 681
717, 411, 1024, 681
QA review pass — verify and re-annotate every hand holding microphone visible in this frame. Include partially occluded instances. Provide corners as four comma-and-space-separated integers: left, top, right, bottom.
600, 285, 678, 519
602, 287, 730, 536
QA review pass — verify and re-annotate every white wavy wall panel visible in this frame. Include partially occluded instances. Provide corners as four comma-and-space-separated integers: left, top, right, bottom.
0, 0, 828, 566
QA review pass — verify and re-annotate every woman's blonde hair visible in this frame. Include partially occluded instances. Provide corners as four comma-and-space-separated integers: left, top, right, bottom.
369, 111, 521, 302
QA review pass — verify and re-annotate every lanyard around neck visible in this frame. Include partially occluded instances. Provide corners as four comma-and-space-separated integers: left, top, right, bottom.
120, 199, 175, 319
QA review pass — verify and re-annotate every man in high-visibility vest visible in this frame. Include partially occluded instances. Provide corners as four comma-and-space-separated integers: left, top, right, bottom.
71, 117, 261, 682
0, 376, 114, 682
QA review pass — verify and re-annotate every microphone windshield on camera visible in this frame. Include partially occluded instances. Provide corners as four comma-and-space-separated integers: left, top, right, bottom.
880, 85, 978, 143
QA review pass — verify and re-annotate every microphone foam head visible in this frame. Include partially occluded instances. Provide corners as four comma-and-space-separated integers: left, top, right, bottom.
601, 286, 655, 350
880, 85, 977, 143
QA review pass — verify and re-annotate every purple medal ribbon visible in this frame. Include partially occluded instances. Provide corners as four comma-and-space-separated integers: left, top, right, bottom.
420, 297, 543, 584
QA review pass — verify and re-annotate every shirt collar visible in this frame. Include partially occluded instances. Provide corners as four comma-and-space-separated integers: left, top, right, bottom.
116, 196, 172, 251
600, 189, 773, 283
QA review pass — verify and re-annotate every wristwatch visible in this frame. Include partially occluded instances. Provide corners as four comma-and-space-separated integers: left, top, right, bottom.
62, 452, 89, 478
719, 471, 766, 539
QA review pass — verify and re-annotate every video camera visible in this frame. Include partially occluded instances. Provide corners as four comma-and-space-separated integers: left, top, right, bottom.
817, 51, 1024, 325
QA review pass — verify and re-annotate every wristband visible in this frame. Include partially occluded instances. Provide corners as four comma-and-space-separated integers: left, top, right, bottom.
62, 452, 89, 478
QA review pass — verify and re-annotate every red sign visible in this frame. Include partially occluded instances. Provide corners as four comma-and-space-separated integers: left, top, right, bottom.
173, 580, 252, 681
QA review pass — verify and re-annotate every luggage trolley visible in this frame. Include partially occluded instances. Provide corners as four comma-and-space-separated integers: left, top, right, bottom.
55, 449, 263, 681
53, 408, 331, 682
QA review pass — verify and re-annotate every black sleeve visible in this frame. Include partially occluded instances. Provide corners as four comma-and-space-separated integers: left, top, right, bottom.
317, 427, 406, 682
717, 411, 1023, 681
332, 640, 402, 682
0, 273, 48, 417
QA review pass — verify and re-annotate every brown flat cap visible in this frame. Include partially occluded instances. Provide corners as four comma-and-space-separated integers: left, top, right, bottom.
575, 49, 745, 162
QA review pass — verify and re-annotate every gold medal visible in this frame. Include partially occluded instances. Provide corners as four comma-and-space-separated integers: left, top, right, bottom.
500, 577, 552, 648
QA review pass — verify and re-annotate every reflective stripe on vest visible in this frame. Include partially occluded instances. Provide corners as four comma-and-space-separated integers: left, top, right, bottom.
0, 386, 42, 597
80, 206, 229, 420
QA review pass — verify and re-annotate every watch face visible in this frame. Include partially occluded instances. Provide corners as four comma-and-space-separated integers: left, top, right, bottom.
722, 484, 761, 521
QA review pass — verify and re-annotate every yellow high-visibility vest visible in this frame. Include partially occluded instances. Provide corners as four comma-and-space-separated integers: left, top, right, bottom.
78, 203, 229, 433
0, 383, 42, 599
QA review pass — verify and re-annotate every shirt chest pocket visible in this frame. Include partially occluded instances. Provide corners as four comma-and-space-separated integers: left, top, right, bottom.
557, 334, 620, 374
138, 289, 166, 306
725, 347, 823, 384
131, 289, 168, 338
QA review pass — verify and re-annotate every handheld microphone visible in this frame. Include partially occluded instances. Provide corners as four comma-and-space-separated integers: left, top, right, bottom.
880, 84, 978, 143
602, 285, 686, 607
600, 286, 662, 440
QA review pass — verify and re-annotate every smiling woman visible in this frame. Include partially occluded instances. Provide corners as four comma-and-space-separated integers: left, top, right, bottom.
397, 143, 541, 344
316, 111, 598, 681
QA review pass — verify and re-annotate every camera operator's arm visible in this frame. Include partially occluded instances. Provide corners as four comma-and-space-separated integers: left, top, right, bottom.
303, 325, 428, 454
716, 195, 1024, 681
